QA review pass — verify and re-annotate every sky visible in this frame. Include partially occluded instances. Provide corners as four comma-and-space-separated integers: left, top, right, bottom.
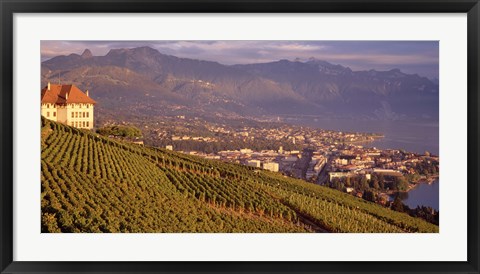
41, 41, 439, 79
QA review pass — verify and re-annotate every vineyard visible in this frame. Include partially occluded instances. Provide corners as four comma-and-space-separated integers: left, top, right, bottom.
41, 117, 439, 233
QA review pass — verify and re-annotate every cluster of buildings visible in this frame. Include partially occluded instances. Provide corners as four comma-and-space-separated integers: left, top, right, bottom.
185, 122, 385, 180
168, 126, 438, 192
306, 153, 327, 180
171, 135, 217, 142
204, 124, 380, 146
246, 160, 279, 172
324, 144, 438, 186
176, 146, 306, 174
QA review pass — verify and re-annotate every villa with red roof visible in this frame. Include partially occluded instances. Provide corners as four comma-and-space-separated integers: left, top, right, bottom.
41, 82, 96, 129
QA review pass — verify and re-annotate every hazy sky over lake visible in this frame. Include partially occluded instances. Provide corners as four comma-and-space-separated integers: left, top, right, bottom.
41, 41, 439, 79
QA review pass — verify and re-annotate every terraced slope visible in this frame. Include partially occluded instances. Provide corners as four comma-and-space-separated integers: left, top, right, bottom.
41, 118, 439, 233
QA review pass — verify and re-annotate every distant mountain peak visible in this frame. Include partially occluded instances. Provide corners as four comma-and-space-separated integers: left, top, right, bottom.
305, 58, 333, 66
106, 48, 128, 56
133, 45, 157, 52
389, 68, 402, 73
81, 49, 93, 58
105, 46, 162, 60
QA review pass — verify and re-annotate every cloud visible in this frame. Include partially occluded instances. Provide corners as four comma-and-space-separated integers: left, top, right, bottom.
317, 53, 438, 65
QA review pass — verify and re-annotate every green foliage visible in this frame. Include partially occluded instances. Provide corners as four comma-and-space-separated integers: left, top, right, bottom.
394, 177, 409, 191
392, 196, 406, 212
363, 190, 377, 203
97, 125, 143, 138
41, 117, 439, 233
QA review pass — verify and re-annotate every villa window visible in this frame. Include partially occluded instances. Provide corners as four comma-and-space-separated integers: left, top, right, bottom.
86, 112, 89, 118
83, 121, 86, 127
83, 112, 86, 118
86, 121, 89, 127
46, 112, 49, 117
71, 112, 74, 118
53, 112, 56, 117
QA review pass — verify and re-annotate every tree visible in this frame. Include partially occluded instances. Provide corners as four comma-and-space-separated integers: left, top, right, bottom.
345, 177, 352, 187
392, 196, 405, 212
378, 173, 385, 185
332, 180, 344, 191
394, 176, 409, 191
363, 190, 377, 202
359, 176, 369, 192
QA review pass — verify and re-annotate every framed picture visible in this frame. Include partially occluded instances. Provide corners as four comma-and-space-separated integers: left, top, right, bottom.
1, 0, 479, 273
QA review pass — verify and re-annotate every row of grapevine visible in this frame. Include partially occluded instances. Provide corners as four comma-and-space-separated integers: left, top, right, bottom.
41, 118, 308, 233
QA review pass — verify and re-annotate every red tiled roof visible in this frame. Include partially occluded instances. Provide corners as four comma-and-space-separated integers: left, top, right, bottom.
41, 84, 96, 105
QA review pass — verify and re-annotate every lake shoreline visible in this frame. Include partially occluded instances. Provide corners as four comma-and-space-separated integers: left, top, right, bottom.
388, 177, 439, 210
292, 118, 439, 155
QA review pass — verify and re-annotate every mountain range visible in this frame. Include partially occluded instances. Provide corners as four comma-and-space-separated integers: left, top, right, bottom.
41, 46, 439, 121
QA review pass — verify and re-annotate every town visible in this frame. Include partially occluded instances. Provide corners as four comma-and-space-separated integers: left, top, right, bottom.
121, 115, 439, 205
178, 130, 439, 197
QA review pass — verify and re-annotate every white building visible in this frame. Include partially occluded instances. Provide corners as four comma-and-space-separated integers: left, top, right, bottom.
263, 162, 279, 172
372, 168, 403, 177
240, 148, 253, 154
41, 82, 96, 129
335, 158, 349, 165
329, 172, 355, 181
247, 160, 261, 168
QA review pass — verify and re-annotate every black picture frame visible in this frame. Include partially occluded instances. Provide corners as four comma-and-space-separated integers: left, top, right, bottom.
1, 0, 479, 273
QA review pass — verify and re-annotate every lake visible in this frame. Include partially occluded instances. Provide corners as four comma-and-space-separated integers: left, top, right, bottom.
393, 179, 439, 210
288, 118, 439, 155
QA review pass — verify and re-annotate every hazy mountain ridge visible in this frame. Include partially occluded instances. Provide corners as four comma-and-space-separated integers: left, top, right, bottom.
233, 58, 438, 119
42, 46, 438, 120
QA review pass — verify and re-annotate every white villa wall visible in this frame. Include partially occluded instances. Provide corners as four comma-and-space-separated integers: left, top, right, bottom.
41, 103, 94, 129
66, 103, 94, 129
56, 106, 68, 124
40, 103, 58, 122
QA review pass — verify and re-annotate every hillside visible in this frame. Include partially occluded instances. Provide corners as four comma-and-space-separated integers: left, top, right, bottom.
41, 47, 438, 120
41, 118, 439, 233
